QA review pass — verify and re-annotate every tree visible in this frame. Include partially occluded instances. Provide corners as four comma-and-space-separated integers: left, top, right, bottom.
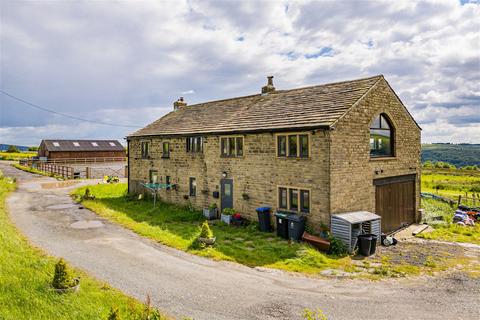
28, 146, 39, 151
6, 145, 19, 153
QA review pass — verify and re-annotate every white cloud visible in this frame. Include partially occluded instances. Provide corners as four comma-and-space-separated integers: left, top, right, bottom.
0, 0, 478, 145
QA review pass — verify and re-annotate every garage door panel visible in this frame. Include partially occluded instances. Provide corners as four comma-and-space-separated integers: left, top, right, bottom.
375, 177, 415, 233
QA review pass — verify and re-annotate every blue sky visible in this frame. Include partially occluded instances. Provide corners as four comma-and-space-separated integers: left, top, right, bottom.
1, 0, 479, 146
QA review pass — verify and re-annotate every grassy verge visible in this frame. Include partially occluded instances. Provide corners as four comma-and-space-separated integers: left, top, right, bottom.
0, 173, 167, 319
0, 152, 36, 161
72, 183, 473, 278
12, 163, 64, 180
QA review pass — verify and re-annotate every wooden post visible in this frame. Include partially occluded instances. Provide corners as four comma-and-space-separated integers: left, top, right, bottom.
458, 195, 462, 207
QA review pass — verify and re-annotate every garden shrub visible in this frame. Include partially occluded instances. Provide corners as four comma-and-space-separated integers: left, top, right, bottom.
82, 188, 95, 200
199, 221, 213, 239
52, 258, 76, 289
328, 236, 348, 256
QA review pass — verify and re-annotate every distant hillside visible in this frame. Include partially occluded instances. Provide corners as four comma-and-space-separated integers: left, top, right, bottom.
0, 144, 30, 152
422, 143, 480, 167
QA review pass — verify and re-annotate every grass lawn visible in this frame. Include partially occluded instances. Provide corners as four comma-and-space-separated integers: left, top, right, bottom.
72, 183, 349, 273
72, 183, 474, 278
0, 173, 167, 320
0, 152, 36, 161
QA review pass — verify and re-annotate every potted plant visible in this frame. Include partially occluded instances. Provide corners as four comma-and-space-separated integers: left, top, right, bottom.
198, 221, 216, 245
221, 208, 235, 225
319, 223, 330, 239
52, 258, 80, 293
203, 203, 218, 220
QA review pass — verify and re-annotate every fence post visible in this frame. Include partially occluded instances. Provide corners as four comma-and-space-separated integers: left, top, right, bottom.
457, 195, 462, 207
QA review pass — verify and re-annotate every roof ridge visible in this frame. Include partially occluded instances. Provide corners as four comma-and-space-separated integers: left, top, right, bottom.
183, 74, 383, 109
43, 139, 120, 141
128, 75, 385, 137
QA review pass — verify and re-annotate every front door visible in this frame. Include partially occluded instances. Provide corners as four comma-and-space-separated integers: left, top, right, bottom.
220, 179, 233, 211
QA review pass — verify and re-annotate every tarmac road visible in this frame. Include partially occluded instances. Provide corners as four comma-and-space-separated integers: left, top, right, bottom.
2, 162, 479, 320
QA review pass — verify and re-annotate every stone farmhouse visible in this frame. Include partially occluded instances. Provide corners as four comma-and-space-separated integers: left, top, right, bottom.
127, 75, 421, 233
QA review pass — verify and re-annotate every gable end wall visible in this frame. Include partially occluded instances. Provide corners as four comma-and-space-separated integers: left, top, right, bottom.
329, 79, 421, 217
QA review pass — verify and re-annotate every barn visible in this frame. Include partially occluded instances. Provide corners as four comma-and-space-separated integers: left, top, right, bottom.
37, 140, 125, 162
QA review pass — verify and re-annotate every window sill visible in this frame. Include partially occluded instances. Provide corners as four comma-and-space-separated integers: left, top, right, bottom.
161, 155, 170, 159
277, 156, 311, 160
220, 155, 244, 158
370, 156, 396, 161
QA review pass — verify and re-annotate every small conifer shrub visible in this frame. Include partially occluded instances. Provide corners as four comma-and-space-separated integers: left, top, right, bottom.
107, 307, 121, 320
52, 258, 76, 289
199, 221, 214, 239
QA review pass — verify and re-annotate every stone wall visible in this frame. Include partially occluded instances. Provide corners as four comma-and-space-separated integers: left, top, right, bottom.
128, 77, 421, 230
329, 78, 421, 218
128, 130, 330, 227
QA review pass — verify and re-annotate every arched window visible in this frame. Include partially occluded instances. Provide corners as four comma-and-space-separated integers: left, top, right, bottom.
370, 114, 393, 157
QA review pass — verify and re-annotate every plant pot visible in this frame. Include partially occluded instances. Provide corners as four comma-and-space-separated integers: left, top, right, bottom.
198, 237, 216, 245
203, 208, 217, 220
53, 278, 80, 294
221, 214, 232, 225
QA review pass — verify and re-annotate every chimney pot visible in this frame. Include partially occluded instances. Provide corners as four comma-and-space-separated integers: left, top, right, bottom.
173, 97, 187, 111
262, 76, 275, 94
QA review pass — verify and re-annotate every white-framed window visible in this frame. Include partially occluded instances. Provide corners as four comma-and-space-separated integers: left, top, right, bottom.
73, 142, 80, 147
91, 142, 99, 147
109, 142, 116, 147
52, 142, 60, 147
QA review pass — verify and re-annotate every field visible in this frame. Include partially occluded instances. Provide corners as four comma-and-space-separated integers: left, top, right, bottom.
422, 167, 480, 205
419, 167, 480, 244
0, 173, 166, 320
422, 143, 480, 167
0, 152, 36, 161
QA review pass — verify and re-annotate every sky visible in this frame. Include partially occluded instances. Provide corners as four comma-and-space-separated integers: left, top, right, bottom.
1, 0, 479, 146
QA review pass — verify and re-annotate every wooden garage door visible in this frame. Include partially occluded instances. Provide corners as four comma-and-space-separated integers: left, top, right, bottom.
375, 175, 416, 233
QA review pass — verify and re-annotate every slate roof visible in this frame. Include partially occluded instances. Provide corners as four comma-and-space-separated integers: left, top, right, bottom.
41, 140, 125, 152
129, 75, 384, 137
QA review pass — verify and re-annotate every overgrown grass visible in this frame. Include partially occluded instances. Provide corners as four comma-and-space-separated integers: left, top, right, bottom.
12, 163, 64, 180
419, 198, 480, 245
72, 183, 349, 272
0, 174, 167, 319
0, 152, 36, 161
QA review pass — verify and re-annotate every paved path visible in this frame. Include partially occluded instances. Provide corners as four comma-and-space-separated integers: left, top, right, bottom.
2, 162, 479, 320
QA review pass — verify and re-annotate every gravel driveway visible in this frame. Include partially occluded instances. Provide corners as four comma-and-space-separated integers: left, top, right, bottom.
2, 162, 479, 320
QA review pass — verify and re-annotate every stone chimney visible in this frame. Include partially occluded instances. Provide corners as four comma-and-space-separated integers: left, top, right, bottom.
173, 97, 187, 111
261, 76, 275, 94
